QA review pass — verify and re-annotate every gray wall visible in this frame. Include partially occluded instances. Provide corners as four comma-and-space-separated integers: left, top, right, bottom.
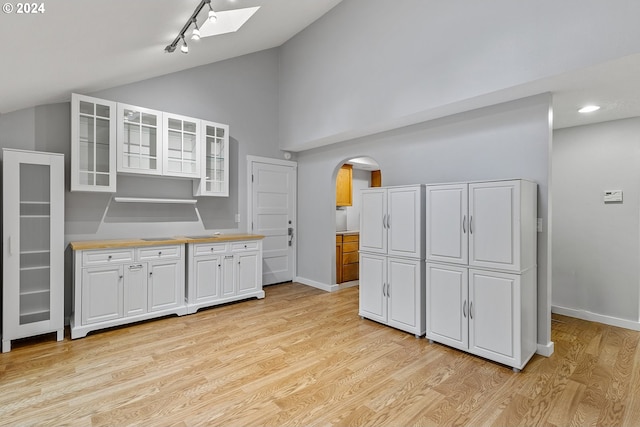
279, 0, 640, 151
0, 48, 283, 319
295, 94, 552, 347
553, 118, 640, 328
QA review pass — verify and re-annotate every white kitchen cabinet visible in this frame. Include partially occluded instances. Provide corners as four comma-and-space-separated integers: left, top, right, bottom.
425, 179, 537, 371
359, 185, 425, 337
163, 112, 200, 178
71, 94, 117, 192
360, 185, 425, 258
117, 103, 163, 175
71, 244, 187, 339
426, 263, 537, 371
426, 180, 537, 272
2, 149, 64, 352
359, 253, 425, 337
186, 239, 264, 314
193, 121, 229, 197
81, 265, 124, 325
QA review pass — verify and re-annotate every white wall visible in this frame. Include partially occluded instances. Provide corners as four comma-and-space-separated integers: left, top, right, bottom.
553, 118, 640, 329
0, 49, 283, 319
296, 94, 552, 347
279, 0, 640, 151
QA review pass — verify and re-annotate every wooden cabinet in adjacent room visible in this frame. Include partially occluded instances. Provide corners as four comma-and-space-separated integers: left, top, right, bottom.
336, 164, 353, 206
336, 232, 359, 284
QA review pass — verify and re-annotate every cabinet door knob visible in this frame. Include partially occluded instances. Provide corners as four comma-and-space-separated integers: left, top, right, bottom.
158, 251, 162, 256
108, 255, 113, 260
149, 271, 153, 276
462, 215, 467, 234
463, 300, 467, 318
119, 275, 123, 280
469, 301, 474, 319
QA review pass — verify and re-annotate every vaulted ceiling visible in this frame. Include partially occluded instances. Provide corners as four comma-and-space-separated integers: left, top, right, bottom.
2, 0, 639, 132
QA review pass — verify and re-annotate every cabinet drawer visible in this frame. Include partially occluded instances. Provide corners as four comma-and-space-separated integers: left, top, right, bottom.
343, 234, 359, 243
192, 243, 228, 256
343, 242, 359, 253
342, 263, 359, 282
137, 245, 182, 261
231, 241, 259, 252
82, 249, 135, 266
343, 252, 359, 265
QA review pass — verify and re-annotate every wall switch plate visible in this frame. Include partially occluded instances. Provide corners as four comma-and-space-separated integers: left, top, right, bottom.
604, 190, 623, 203
235, 213, 240, 223
537, 218, 543, 232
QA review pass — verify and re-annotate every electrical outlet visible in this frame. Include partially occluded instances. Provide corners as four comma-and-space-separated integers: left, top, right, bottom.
235, 213, 240, 223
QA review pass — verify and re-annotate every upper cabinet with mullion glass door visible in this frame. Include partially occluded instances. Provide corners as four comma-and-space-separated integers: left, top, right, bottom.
162, 112, 201, 179
71, 94, 117, 192
116, 103, 163, 176
194, 120, 229, 197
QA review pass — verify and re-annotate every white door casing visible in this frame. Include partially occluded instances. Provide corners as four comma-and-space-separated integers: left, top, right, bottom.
247, 156, 297, 285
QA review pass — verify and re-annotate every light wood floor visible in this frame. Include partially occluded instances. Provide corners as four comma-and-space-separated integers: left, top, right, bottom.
1, 282, 640, 426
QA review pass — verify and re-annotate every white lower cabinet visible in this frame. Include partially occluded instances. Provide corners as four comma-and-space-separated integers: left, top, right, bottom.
186, 239, 264, 314
359, 253, 425, 337
426, 262, 537, 371
72, 245, 187, 339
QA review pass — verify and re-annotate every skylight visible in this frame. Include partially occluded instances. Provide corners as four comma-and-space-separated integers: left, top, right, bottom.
200, 7, 260, 37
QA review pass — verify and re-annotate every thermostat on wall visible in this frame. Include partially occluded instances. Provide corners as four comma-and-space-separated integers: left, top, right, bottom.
604, 190, 623, 203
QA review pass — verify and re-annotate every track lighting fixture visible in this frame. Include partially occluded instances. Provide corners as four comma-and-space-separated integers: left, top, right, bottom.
191, 19, 201, 41
164, 0, 216, 54
180, 36, 189, 53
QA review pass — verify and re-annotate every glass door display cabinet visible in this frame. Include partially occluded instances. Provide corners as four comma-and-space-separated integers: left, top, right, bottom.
2, 149, 64, 352
194, 121, 229, 196
71, 94, 116, 192
117, 103, 163, 175
163, 113, 200, 179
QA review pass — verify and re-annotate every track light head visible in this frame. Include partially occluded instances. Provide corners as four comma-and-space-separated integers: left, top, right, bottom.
180, 36, 188, 54
191, 22, 201, 40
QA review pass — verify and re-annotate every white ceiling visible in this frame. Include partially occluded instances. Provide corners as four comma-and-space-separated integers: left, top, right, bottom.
1, 0, 639, 132
0, 0, 342, 114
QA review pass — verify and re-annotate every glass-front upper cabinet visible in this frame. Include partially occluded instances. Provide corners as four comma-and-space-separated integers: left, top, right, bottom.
163, 112, 201, 179
117, 103, 163, 175
194, 121, 229, 197
71, 94, 117, 192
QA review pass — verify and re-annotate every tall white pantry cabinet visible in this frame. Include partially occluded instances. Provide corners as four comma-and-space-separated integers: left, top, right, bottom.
2, 149, 65, 352
425, 179, 537, 371
359, 185, 426, 337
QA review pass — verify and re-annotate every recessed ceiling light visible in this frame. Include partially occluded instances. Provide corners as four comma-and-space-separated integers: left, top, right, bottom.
578, 105, 600, 113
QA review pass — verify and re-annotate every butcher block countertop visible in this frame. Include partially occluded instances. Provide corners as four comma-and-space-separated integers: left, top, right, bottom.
69, 234, 265, 251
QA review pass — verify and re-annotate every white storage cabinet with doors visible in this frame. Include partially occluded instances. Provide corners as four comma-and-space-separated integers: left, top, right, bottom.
2, 149, 65, 352
186, 236, 264, 314
71, 93, 230, 197
425, 179, 537, 371
70, 241, 187, 339
359, 185, 426, 337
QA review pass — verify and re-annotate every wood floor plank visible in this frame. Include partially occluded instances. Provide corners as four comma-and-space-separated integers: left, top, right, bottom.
1, 284, 639, 426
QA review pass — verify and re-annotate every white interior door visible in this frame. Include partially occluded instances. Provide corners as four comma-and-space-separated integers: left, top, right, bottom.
249, 157, 296, 285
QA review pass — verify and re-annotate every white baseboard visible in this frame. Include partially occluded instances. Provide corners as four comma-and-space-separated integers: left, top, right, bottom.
552, 305, 640, 331
295, 277, 360, 293
295, 276, 334, 292
536, 341, 555, 357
